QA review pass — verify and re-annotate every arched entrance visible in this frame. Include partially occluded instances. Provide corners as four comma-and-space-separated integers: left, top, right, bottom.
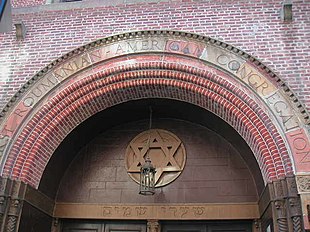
0, 30, 308, 231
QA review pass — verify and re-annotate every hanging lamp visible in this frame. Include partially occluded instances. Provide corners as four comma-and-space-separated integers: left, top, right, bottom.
139, 107, 156, 195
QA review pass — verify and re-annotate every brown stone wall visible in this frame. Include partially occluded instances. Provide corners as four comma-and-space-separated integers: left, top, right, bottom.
56, 119, 259, 204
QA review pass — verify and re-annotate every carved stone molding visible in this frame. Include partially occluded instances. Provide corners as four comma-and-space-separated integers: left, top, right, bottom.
296, 175, 310, 193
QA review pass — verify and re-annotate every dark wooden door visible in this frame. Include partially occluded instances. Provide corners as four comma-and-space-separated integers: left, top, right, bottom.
104, 222, 146, 232
162, 224, 206, 232
162, 221, 252, 232
62, 220, 103, 232
61, 220, 146, 232
208, 224, 251, 232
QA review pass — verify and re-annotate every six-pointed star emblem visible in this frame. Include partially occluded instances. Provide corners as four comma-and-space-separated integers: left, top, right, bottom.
125, 129, 186, 187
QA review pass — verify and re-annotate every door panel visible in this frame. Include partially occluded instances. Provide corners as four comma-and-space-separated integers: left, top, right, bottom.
62, 220, 251, 232
61, 220, 146, 232
62, 222, 103, 232
162, 222, 251, 232
104, 222, 146, 232
162, 224, 207, 232
208, 223, 251, 232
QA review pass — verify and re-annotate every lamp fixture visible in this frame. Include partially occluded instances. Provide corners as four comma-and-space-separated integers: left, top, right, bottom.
139, 107, 156, 195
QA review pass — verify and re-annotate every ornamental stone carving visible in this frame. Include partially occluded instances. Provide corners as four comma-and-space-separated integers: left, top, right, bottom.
296, 175, 310, 193
125, 129, 186, 187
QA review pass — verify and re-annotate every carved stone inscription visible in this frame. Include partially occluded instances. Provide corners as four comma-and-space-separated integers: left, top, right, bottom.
287, 128, 310, 172
204, 46, 277, 98
267, 91, 300, 132
236, 63, 276, 97
204, 46, 245, 76
54, 203, 259, 220
22, 73, 59, 108
96, 39, 163, 58
166, 40, 204, 58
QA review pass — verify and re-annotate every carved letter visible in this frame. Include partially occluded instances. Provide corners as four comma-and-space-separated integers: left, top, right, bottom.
127, 41, 138, 52
141, 40, 149, 50
151, 40, 160, 50
23, 96, 35, 108
115, 44, 125, 55
14, 108, 27, 118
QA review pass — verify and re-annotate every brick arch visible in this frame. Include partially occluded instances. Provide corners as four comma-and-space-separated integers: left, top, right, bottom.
2, 54, 293, 188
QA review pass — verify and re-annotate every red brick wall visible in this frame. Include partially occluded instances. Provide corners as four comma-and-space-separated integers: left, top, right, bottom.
57, 119, 258, 203
0, 0, 309, 111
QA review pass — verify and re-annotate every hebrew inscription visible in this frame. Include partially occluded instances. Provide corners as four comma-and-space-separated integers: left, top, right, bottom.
54, 203, 259, 220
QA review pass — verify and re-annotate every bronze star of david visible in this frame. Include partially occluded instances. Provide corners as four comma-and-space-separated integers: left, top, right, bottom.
125, 129, 186, 187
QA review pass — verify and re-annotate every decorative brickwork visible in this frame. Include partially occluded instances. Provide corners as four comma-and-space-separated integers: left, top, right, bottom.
0, 55, 292, 187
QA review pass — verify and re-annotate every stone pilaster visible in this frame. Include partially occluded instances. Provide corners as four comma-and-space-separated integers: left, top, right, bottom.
269, 177, 305, 232
272, 179, 289, 232
4, 180, 26, 232
0, 178, 12, 232
147, 220, 160, 232
286, 177, 303, 232
296, 174, 310, 230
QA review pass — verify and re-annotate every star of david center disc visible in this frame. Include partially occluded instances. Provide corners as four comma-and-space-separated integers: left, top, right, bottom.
125, 129, 186, 187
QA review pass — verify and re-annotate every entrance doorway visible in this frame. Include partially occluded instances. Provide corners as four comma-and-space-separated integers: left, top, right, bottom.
61, 220, 253, 232
61, 220, 146, 232
161, 221, 252, 232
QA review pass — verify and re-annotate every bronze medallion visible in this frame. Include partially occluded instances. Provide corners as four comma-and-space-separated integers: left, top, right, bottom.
125, 129, 186, 187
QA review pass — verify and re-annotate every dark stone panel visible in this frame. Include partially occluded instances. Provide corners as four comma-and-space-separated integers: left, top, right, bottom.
19, 201, 52, 232
56, 118, 259, 204
260, 204, 274, 232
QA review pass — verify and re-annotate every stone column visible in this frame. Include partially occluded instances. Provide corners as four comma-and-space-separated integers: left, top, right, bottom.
4, 181, 26, 232
147, 220, 160, 232
270, 177, 306, 232
296, 175, 310, 231
271, 180, 289, 232
287, 177, 304, 232
0, 178, 12, 232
